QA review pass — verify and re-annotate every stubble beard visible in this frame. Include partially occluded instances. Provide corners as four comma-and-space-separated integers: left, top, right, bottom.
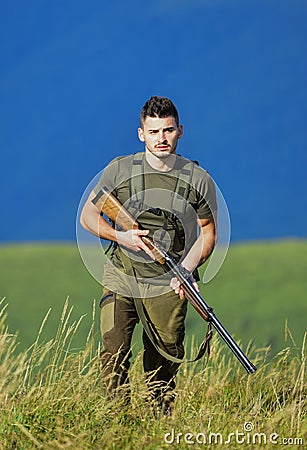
147, 145, 177, 160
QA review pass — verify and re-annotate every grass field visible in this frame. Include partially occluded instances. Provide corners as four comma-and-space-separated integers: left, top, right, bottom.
0, 239, 306, 357
0, 298, 305, 449
0, 239, 306, 448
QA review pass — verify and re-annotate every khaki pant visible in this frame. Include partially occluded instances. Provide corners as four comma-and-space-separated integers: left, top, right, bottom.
99, 284, 187, 408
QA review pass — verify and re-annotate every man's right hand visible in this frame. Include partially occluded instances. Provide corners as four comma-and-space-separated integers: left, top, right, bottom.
80, 190, 156, 260
116, 229, 153, 255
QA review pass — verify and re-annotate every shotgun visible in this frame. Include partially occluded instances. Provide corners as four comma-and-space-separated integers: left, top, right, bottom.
92, 187, 257, 374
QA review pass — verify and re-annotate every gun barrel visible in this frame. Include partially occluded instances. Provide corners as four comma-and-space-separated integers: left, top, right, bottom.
187, 283, 256, 373
163, 252, 257, 374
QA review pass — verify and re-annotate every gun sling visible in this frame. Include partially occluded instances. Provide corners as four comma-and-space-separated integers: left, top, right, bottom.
118, 247, 212, 364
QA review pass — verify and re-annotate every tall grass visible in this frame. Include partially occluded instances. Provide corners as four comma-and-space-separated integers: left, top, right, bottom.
0, 299, 305, 449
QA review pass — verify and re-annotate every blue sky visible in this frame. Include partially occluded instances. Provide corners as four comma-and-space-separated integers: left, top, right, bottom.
0, 0, 306, 242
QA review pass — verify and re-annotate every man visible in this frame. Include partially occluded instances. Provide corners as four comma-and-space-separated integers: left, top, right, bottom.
80, 96, 217, 414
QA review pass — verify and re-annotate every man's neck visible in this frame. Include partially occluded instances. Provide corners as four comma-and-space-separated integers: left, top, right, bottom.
145, 148, 177, 172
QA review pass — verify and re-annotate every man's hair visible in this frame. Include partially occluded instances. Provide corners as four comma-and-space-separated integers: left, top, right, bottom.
140, 96, 180, 128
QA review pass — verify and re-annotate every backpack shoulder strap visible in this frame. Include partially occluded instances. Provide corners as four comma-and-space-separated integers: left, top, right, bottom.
131, 152, 145, 198
171, 158, 197, 215
127, 152, 146, 216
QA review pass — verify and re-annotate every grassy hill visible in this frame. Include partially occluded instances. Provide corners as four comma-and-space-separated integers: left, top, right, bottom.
0, 239, 306, 358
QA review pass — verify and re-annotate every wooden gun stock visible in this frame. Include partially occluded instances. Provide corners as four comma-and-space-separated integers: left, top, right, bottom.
92, 187, 165, 264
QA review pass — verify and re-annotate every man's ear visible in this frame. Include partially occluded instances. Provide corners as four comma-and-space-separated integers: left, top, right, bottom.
178, 124, 183, 139
138, 127, 145, 142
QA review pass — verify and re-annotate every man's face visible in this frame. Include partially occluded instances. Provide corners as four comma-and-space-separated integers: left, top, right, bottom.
138, 116, 183, 158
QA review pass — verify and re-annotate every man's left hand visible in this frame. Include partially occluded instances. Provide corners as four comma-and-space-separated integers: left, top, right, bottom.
170, 275, 199, 300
